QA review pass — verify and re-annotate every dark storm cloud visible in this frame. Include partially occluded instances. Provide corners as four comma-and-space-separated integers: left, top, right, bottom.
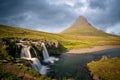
0, 0, 26, 17
0, 0, 120, 35
88, 0, 107, 9
0, 0, 76, 32
87, 0, 120, 29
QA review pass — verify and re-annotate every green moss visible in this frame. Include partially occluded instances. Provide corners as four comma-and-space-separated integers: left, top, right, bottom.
0, 45, 8, 59
87, 57, 120, 80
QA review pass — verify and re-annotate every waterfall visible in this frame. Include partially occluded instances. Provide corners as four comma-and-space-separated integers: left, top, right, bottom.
41, 43, 49, 59
32, 47, 38, 57
30, 58, 47, 75
20, 45, 47, 74
21, 46, 31, 59
41, 43, 59, 63
30, 58, 42, 72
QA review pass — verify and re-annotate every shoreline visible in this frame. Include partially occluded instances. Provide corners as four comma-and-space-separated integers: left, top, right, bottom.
66, 45, 120, 54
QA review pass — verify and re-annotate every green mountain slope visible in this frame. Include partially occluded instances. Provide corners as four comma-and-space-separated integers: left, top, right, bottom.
61, 16, 111, 36
0, 24, 120, 50
0, 24, 64, 40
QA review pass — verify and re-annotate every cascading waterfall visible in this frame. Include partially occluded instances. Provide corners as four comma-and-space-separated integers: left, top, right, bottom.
41, 43, 59, 63
32, 47, 38, 57
21, 46, 31, 59
20, 45, 47, 74
41, 43, 50, 59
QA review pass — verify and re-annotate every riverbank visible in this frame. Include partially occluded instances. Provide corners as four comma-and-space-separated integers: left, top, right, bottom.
67, 45, 120, 54
50, 48, 120, 80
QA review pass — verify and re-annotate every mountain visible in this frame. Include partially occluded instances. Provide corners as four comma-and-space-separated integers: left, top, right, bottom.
61, 16, 110, 36
0, 24, 120, 50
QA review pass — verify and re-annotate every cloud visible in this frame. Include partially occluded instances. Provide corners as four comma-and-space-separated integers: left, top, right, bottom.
78, 0, 120, 35
0, 0, 120, 35
88, 0, 107, 9
0, 0, 77, 32
106, 23, 120, 35
87, 0, 120, 28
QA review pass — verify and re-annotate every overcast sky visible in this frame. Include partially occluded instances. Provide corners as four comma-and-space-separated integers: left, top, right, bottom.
0, 0, 120, 35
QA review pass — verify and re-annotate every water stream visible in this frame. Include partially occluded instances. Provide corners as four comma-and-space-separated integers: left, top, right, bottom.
19, 43, 120, 79
20, 45, 47, 74
49, 48, 120, 80
41, 43, 59, 63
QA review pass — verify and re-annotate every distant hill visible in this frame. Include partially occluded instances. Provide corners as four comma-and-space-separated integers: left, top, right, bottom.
0, 24, 63, 40
0, 23, 120, 50
61, 16, 111, 36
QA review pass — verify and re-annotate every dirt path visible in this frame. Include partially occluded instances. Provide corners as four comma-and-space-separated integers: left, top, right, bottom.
67, 45, 120, 54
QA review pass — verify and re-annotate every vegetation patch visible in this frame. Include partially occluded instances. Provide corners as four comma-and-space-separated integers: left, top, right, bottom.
0, 69, 20, 80
0, 25, 120, 50
87, 56, 120, 80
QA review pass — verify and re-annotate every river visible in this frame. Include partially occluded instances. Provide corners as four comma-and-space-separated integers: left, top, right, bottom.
49, 48, 120, 80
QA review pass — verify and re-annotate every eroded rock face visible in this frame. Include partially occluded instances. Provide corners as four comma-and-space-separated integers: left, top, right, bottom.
19, 39, 60, 48
2, 38, 62, 59
17, 39, 61, 55
42, 41, 61, 55
46, 41, 59, 48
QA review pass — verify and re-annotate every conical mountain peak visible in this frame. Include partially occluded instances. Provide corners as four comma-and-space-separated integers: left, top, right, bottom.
79, 16, 86, 19
72, 16, 90, 27
61, 16, 109, 36
76, 16, 88, 23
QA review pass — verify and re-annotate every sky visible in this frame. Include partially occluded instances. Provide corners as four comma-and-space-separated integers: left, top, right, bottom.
0, 0, 120, 35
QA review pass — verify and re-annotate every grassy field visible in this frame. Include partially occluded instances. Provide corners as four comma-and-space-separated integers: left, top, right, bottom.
0, 24, 120, 50
87, 57, 120, 80
0, 24, 120, 80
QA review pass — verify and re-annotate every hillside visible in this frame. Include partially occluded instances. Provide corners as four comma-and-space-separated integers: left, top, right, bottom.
61, 16, 111, 36
0, 23, 120, 50
0, 24, 64, 41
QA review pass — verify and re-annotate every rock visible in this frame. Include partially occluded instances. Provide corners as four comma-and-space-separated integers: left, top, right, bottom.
93, 74, 100, 80
101, 56, 108, 61
54, 41, 59, 48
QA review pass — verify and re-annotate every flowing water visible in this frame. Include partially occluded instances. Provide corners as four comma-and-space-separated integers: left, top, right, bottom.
49, 48, 120, 80
20, 44, 120, 79
21, 46, 31, 59
41, 43, 59, 63
20, 45, 47, 74
41, 43, 49, 60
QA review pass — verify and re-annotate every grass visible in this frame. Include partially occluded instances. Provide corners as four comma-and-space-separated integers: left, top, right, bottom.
0, 24, 120, 50
0, 62, 52, 80
0, 24, 120, 80
0, 24, 63, 40
59, 36, 120, 50
87, 57, 120, 80
0, 69, 20, 80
